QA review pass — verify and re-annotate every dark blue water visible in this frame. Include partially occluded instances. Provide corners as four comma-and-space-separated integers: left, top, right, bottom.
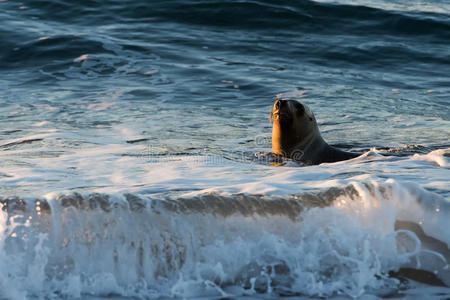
1, 1, 450, 299
1, 0, 449, 152
2, 1, 450, 106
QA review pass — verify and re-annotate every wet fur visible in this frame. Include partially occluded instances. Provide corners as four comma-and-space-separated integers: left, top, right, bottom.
271, 99, 359, 165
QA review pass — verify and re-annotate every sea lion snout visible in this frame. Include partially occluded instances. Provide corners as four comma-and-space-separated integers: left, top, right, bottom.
272, 99, 292, 120
273, 99, 305, 114
274, 99, 285, 110
272, 100, 306, 123
272, 99, 286, 117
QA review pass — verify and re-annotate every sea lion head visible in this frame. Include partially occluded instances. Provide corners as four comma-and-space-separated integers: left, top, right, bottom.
270, 99, 319, 159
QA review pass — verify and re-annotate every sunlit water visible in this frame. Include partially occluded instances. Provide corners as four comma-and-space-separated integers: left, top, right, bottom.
0, 0, 449, 299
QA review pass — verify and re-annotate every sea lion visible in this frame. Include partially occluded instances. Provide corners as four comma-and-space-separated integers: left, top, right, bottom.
270, 99, 360, 164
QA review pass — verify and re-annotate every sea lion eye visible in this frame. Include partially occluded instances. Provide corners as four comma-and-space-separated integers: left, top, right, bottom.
294, 102, 304, 114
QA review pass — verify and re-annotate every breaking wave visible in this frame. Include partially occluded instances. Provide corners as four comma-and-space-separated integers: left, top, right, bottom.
1, 180, 449, 299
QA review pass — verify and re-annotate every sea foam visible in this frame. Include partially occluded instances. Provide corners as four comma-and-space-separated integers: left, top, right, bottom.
1, 180, 449, 299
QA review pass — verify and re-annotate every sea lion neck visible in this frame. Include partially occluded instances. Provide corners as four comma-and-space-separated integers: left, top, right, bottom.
271, 118, 318, 157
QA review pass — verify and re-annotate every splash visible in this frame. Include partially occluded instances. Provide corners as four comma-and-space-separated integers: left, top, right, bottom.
1, 181, 449, 298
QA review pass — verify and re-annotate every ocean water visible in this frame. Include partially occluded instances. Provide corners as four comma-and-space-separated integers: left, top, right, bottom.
1, 0, 450, 299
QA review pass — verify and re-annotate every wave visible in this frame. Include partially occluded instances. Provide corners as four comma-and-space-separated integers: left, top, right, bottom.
1, 181, 449, 298
2, 36, 106, 69
0, 34, 160, 83
3, 0, 450, 80
13, 0, 450, 36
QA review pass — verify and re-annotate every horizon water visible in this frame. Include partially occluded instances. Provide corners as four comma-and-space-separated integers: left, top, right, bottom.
1, 0, 450, 299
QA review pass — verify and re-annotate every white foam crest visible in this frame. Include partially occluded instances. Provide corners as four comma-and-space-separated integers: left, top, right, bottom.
1, 181, 450, 298
411, 148, 450, 168
312, 0, 450, 14
0, 203, 49, 299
